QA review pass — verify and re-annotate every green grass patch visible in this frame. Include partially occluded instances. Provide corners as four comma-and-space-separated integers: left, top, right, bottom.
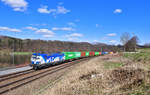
123, 52, 150, 62
129, 83, 150, 95
138, 48, 150, 53
103, 62, 123, 69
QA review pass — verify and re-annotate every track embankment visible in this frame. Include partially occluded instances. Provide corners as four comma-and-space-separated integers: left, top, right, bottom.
41, 54, 150, 95
0, 56, 95, 95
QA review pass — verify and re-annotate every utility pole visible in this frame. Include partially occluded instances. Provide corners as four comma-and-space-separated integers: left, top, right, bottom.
13, 32, 16, 66
12, 38, 15, 66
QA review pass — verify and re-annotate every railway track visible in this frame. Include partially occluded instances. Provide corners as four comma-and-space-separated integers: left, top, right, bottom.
0, 69, 34, 82
0, 57, 94, 94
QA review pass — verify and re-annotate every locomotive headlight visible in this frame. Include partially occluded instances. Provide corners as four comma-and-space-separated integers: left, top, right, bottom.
63, 56, 65, 60
40, 59, 43, 64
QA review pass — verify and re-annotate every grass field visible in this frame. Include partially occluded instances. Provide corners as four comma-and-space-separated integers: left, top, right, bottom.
41, 54, 150, 95
103, 61, 123, 69
121, 49, 150, 94
1, 49, 149, 95
2, 51, 149, 95
138, 48, 150, 53
123, 48, 150, 63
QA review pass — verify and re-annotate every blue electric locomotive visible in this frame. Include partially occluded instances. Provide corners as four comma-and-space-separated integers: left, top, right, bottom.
30, 53, 65, 70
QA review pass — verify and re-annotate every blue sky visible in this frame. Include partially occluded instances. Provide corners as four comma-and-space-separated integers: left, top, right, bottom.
0, 0, 149, 45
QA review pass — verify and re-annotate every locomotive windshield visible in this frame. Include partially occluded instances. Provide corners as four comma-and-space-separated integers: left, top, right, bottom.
31, 55, 40, 59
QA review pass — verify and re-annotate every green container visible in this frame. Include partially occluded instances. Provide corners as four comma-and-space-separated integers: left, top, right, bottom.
95, 52, 99, 56
85, 52, 89, 56
62, 52, 76, 60
74, 52, 81, 58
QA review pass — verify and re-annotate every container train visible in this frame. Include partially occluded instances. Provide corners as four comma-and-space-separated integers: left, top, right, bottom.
30, 52, 108, 70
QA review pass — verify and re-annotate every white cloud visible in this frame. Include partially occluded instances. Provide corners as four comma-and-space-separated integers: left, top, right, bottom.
1, 0, 28, 12
64, 33, 83, 41
52, 27, 75, 31
109, 40, 119, 45
38, 6, 50, 14
109, 40, 117, 44
56, 6, 70, 14
65, 33, 83, 38
25, 26, 37, 31
93, 40, 98, 42
107, 33, 117, 36
36, 29, 53, 34
68, 22, 76, 27
58, 2, 64, 5
29, 24, 48, 26
101, 36, 108, 40
67, 37, 79, 41
61, 27, 75, 31
51, 27, 59, 31
36, 29, 54, 37
37, 5, 70, 15
0, 26, 21, 32
96, 24, 99, 27
43, 34, 54, 38
38, 6, 56, 14
41, 24, 48, 26
114, 9, 122, 14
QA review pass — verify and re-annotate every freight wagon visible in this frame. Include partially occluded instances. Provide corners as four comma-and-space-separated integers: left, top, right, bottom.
30, 51, 109, 70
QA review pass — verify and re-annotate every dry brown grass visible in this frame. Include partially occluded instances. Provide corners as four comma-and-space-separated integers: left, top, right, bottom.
42, 55, 150, 95
4, 64, 73, 95
4, 58, 91, 95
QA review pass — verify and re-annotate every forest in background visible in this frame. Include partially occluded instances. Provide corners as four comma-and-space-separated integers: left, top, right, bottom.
0, 35, 149, 68
0, 36, 122, 53
0, 35, 150, 54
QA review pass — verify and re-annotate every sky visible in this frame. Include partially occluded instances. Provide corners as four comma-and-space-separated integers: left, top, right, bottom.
0, 0, 149, 45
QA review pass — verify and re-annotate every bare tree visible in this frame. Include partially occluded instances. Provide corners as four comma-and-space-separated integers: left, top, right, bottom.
131, 36, 139, 51
120, 32, 130, 51
125, 36, 139, 52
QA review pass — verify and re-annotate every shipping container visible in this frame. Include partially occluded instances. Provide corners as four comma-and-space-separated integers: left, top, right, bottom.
89, 52, 95, 56
95, 52, 99, 56
74, 52, 81, 58
85, 52, 89, 56
99, 52, 101, 55
101, 52, 108, 55
62, 52, 76, 60
81, 52, 86, 57
101, 52, 104, 55
109, 52, 113, 54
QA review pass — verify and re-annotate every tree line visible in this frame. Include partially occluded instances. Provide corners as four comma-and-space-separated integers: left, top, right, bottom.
0, 34, 148, 53
0, 36, 120, 53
